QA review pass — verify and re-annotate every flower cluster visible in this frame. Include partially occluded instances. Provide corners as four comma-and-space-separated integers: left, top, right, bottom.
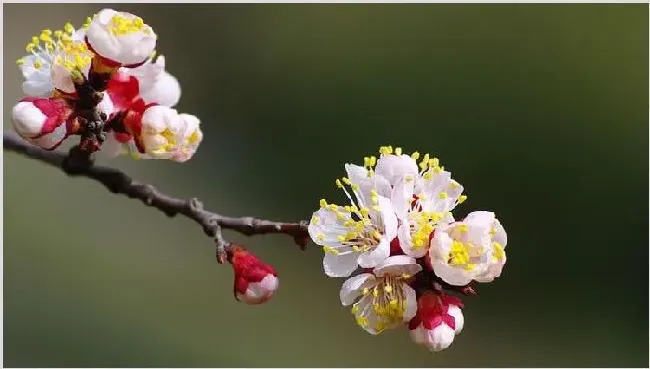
308, 146, 508, 352
10, 9, 203, 162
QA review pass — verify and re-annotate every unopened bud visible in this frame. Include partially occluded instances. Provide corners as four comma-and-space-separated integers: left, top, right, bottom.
228, 245, 279, 305
408, 292, 465, 352
11, 97, 72, 150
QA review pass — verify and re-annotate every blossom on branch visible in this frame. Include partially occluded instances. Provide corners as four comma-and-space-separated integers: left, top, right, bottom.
86, 8, 157, 68
339, 255, 421, 335
10, 9, 202, 163
8, 9, 513, 355
428, 211, 508, 286
308, 145, 509, 352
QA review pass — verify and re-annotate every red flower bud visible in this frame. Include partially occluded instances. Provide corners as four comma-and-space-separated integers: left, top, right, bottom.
228, 245, 279, 305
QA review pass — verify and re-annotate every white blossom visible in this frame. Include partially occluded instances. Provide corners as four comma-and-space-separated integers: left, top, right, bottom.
429, 211, 507, 286
339, 255, 421, 334
86, 9, 157, 66
16, 24, 90, 96
308, 185, 398, 277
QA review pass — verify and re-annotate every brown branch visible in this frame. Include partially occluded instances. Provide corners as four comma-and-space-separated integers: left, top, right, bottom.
3, 131, 310, 261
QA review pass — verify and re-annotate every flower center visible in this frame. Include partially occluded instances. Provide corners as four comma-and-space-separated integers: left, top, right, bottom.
53, 41, 92, 73
108, 15, 150, 36
316, 174, 388, 256
409, 209, 443, 249
351, 275, 412, 333
17, 25, 77, 69
447, 239, 484, 271
150, 128, 178, 154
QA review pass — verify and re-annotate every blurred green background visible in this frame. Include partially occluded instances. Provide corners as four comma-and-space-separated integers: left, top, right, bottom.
3, 3, 648, 367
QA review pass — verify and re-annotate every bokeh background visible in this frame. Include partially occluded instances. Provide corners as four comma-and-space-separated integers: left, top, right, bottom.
3, 3, 648, 367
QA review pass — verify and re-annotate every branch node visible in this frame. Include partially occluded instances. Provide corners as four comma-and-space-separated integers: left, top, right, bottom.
188, 197, 203, 211
140, 184, 156, 205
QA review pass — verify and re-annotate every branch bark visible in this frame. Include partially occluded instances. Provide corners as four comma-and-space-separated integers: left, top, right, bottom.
3, 131, 310, 261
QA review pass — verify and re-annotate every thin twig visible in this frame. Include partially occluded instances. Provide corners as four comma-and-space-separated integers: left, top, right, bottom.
3, 131, 310, 260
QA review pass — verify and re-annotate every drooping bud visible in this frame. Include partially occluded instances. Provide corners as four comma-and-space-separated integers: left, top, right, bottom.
228, 245, 279, 305
11, 97, 73, 150
408, 292, 464, 352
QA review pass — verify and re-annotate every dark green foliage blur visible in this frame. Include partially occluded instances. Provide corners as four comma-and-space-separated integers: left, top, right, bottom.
3, 3, 648, 367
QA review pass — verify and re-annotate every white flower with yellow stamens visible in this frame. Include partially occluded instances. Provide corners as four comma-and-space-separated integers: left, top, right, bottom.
371, 146, 467, 258
16, 23, 87, 96
131, 105, 185, 160
339, 255, 421, 335
308, 191, 398, 277
428, 211, 507, 286
86, 9, 157, 67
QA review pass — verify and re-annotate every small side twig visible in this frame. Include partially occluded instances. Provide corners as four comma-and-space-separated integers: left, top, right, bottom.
3, 131, 310, 261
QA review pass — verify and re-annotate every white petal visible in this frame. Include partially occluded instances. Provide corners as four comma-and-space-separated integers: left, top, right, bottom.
324, 251, 359, 278
339, 273, 375, 306
373, 255, 422, 277
447, 305, 464, 334
141, 105, 173, 133
464, 211, 496, 229
357, 237, 390, 268
376, 196, 398, 239
353, 296, 382, 335
410, 324, 427, 345
462, 212, 494, 247
50, 63, 76, 93
474, 262, 505, 283
391, 176, 415, 219
429, 229, 454, 260
375, 154, 419, 185
31, 124, 67, 150
402, 283, 418, 322
431, 260, 473, 286
22, 78, 53, 97
345, 164, 391, 207
140, 71, 181, 107
307, 207, 351, 247
11, 101, 47, 138
397, 223, 428, 258
429, 324, 456, 352
142, 133, 167, 151
492, 218, 507, 248
419, 171, 461, 214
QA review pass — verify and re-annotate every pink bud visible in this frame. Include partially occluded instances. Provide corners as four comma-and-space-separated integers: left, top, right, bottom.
408, 292, 464, 352
11, 97, 73, 150
229, 245, 279, 305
